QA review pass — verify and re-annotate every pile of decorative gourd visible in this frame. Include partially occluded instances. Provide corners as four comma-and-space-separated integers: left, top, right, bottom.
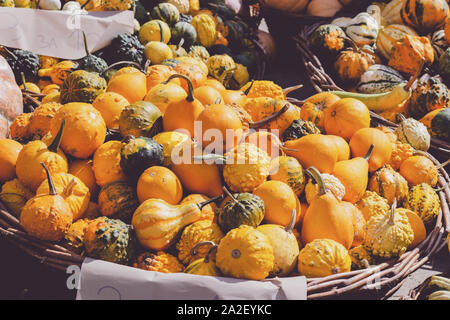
1, 27, 447, 282
308, 0, 450, 143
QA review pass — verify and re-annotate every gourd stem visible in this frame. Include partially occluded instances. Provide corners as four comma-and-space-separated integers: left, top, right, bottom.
389, 198, 397, 226
434, 183, 448, 193
404, 60, 424, 91
99, 61, 143, 76
364, 144, 375, 162
163, 74, 195, 102
305, 166, 328, 196
82, 31, 90, 57
214, 96, 222, 104
243, 81, 254, 96
190, 241, 217, 259
249, 104, 289, 129
395, 113, 407, 123
80, 0, 91, 9
203, 244, 218, 264
40, 162, 57, 196
222, 186, 239, 205
20, 72, 27, 91
283, 84, 303, 96
158, 21, 165, 43
48, 119, 65, 153
198, 194, 224, 210
285, 209, 296, 233
280, 145, 299, 153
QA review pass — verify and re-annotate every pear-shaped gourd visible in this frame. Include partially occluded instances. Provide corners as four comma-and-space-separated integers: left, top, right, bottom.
132, 195, 222, 251
301, 167, 354, 249
162, 74, 204, 137
257, 210, 300, 277
333, 144, 374, 204
184, 241, 221, 276
20, 163, 72, 241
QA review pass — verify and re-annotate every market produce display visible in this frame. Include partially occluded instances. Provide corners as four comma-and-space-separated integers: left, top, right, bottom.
296, 0, 450, 150
0, 0, 448, 300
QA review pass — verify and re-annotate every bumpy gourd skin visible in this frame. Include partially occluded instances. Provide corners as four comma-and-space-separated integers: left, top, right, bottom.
297, 239, 351, 278
282, 119, 321, 141
216, 225, 274, 280
93, 141, 126, 187
388, 140, 414, 170
349, 245, 373, 269
206, 54, 236, 85
176, 220, 224, 265
28, 102, 62, 138
133, 251, 184, 273
240, 80, 285, 100
223, 143, 271, 193
20, 194, 72, 241
404, 183, 440, 224
84, 217, 136, 265
101, 0, 134, 10
368, 165, 409, 205
356, 191, 390, 221
190, 14, 217, 47
6, 49, 40, 83
108, 33, 145, 65
77, 54, 108, 74
35, 172, 90, 221
63, 218, 91, 254
363, 209, 414, 258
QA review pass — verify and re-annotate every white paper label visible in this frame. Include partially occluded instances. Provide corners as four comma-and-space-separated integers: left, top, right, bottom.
76, 258, 308, 300
0, 8, 134, 59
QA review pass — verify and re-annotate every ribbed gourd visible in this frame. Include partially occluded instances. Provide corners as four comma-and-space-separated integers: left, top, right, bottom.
297, 238, 351, 278
356, 64, 406, 94
218, 191, 265, 233
269, 156, 306, 196
84, 216, 136, 265
206, 54, 236, 86
176, 219, 224, 265
119, 101, 163, 139
363, 200, 414, 258
60, 70, 107, 104
368, 165, 409, 205
215, 225, 274, 280
408, 77, 450, 120
394, 114, 430, 151
403, 183, 440, 224
376, 24, 418, 59
97, 180, 140, 223
305, 173, 346, 204
133, 251, 184, 273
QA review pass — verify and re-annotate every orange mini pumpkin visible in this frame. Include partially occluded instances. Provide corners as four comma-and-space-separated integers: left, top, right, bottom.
323, 98, 370, 140
300, 92, 340, 130
399, 155, 438, 186
193, 86, 223, 105
137, 166, 183, 205
146, 64, 180, 90
107, 70, 147, 104
92, 92, 129, 129
174, 63, 207, 91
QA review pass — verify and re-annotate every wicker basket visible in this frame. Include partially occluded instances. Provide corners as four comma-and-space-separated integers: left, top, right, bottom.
247, 0, 380, 62
1, 128, 449, 299
293, 24, 450, 160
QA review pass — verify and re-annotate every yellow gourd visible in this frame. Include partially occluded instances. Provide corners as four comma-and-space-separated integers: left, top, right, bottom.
256, 210, 300, 277
215, 225, 274, 280
297, 239, 351, 278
